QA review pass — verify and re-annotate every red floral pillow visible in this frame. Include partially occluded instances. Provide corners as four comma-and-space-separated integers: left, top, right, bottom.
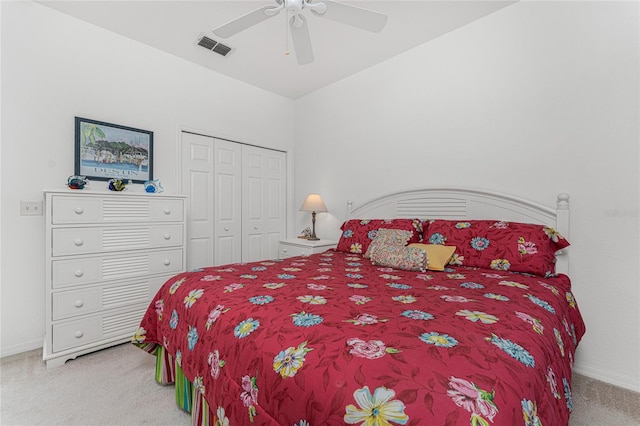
421, 219, 570, 277
336, 219, 422, 254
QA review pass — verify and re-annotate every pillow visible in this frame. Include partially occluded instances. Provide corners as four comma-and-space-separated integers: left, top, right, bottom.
421, 220, 431, 240
364, 228, 414, 259
421, 220, 570, 277
370, 245, 428, 272
407, 243, 456, 271
336, 219, 422, 254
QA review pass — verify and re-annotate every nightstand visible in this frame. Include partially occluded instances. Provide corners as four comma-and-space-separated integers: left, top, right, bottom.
278, 238, 337, 259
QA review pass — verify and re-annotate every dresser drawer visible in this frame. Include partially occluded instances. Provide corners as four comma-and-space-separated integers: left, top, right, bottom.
149, 198, 184, 222
52, 196, 102, 224
52, 287, 101, 320
51, 274, 171, 320
51, 195, 185, 224
52, 224, 183, 256
52, 248, 184, 289
52, 316, 102, 352
278, 239, 337, 259
51, 306, 147, 353
279, 245, 314, 258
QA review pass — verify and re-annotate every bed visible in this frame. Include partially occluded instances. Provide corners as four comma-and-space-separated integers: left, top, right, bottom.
133, 188, 585, 425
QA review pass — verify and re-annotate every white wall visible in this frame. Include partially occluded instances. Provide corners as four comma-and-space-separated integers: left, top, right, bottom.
0, 1, 294, 356
293, 1, 640, 391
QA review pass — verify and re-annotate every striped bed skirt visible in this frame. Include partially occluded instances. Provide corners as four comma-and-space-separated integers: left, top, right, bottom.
139, 343, 211, 425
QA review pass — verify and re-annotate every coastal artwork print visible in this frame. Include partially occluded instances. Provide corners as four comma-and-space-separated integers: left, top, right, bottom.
75, 117, 153, 183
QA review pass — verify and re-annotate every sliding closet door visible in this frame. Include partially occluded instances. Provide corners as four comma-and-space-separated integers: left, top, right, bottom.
242, 145, 287, 262
181, 132, 214, 270
213, 140, 242, 265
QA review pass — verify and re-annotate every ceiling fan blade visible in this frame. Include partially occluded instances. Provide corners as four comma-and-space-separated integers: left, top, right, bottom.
311, 0, 387, 33
213, 6, 279, 38
290, 15, 314, 65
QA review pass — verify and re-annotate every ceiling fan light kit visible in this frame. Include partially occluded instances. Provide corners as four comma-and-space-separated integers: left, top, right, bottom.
212, 0, 387, 65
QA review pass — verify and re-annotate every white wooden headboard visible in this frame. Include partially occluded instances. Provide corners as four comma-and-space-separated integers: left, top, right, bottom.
349, 187, 570, 275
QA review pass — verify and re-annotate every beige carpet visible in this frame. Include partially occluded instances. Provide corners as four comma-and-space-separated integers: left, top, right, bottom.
1, 343, 638, 425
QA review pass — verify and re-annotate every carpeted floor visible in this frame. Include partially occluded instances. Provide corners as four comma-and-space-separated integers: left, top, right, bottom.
1, 343, 638, 425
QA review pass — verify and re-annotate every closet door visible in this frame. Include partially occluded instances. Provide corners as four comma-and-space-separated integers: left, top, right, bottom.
213, 140, 242, 265
182, 131, 286, 266
181, 132, 214, 270
181, 134, 242, 268
242, 145, 287, 262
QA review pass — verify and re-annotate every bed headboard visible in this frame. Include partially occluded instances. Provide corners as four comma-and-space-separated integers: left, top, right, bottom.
348, 187, 570, 275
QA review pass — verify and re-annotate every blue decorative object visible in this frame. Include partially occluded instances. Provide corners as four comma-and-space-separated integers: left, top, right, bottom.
67, 175, 88, 190
144, 179, 164, 193
108, 178, 128, 192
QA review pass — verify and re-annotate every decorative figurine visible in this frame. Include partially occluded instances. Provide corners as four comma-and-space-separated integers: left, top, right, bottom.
143, 179, 164, 193
298, 227, 312, 239
107, 178, 128, 192
67, 175, 88, 190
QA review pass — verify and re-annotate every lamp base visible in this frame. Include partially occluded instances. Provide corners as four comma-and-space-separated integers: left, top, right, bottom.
308, 210, 320, 241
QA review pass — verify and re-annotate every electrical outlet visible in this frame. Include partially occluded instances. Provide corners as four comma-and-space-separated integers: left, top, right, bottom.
20, 201, 43, 216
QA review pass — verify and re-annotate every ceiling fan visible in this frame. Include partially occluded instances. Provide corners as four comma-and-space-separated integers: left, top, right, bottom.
212, 0, 388, 65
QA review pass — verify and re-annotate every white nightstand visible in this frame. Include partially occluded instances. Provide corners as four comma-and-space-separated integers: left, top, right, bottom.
278, 238, 337, 259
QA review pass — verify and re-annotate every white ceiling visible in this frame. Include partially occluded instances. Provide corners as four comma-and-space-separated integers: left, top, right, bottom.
38, 1, 515, 99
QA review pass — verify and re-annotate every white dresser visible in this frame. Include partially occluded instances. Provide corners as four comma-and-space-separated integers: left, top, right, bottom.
43, 189, 186, 368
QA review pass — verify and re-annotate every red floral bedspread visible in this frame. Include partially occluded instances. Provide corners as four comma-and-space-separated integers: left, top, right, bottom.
134, 250, 585, 426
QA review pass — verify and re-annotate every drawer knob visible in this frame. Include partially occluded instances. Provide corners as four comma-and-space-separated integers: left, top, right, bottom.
254, 226, 258, 230
74, 331, 84, 338
74, 300, 84, 308
74, 239, 84, 246
74, 269, 84, 278
283, 248, 288, 253
163, 234, 171, 240
224, 227, 229, 232
163, 208, 171, 215
74, 207, 84, 215
163, 259, 171, 266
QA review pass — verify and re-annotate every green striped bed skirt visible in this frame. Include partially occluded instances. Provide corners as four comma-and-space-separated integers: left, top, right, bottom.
140, 343, 210, 425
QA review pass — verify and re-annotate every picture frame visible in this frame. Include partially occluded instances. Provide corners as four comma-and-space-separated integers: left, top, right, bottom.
74, 117, 153, 183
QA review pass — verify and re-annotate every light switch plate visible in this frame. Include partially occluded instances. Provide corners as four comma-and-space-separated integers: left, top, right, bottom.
20, 201, 43, 216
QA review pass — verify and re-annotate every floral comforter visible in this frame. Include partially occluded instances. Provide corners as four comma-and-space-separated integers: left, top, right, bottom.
134, 250, 585, 426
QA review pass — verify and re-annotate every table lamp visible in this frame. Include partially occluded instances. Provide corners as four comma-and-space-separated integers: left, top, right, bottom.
300, 193, 327, 241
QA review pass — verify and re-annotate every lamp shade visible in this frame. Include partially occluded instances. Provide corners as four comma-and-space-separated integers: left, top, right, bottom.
300, 193, 327, 212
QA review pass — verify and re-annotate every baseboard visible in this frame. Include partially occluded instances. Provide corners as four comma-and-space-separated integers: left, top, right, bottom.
0, 339, 42, 359
574, 360, 640, 393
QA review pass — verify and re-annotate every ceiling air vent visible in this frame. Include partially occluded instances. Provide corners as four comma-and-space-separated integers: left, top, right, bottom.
212, 43, 232, 56
197, 36, 232, 57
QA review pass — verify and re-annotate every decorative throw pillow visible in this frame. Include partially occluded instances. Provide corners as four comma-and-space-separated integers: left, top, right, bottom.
370, 245, 428, 272
364, 228, 414, 259
407, 243, 456, 271
336, 219, 422, 254
421, 220, 570, 276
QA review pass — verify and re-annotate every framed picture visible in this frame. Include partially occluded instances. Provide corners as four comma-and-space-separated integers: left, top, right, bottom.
74, 117, 153, 183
